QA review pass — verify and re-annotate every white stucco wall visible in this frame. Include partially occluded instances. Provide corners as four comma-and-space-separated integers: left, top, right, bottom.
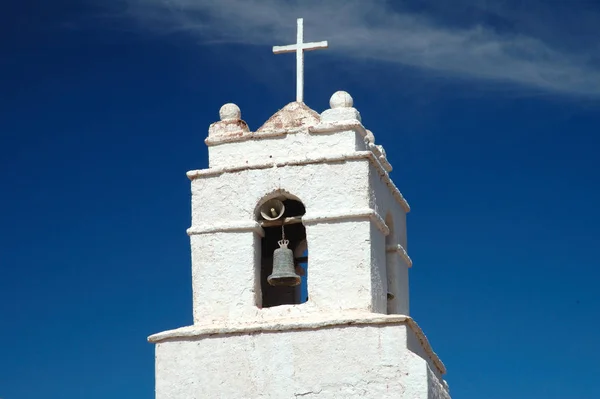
188, 130, 412, 322
370, 221, 388, 314
187, 145, 417, 322
368, 161, 408, 250
188, 160, 396, 323
208, 129, 366, 169
189, 161, 369, 227
428, 366, 452, 399
154, 319, 448, 399
190, 231, 258, 322
368, 160, 411, 315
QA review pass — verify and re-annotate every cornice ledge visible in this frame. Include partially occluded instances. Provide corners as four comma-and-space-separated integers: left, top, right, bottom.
387, 178, 410, 213
406, 317, 447, 375
366, 152, 410, 213
380, 157, 393, 173
308, 120, 366, 137
205, 127, 307, 147
187, 221, 265, 237
186, 152, 373, 179
303, 208, 389, 236
368, 142, 393, 173
386, 244, 413, 268
148, 314, 409, 343
148, 313, 445, 375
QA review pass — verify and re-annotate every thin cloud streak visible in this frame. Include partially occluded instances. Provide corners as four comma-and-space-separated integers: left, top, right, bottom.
120, 0, 600, 96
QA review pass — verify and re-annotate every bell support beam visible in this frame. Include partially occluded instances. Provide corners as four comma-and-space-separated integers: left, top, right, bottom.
259, 216, 303, 228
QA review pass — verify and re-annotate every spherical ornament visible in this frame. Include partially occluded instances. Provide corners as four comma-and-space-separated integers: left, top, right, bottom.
329, 91, 354, 109
219, 103, 241, 121
365, 130, 375, 144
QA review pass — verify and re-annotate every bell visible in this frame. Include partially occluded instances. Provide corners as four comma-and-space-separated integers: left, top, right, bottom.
268, 239, 301, 287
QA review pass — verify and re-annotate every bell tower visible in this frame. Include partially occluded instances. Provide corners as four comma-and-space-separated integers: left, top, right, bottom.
149, 17, 451, 399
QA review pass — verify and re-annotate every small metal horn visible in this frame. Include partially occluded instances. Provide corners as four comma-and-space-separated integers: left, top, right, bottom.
260, 199, 285, 221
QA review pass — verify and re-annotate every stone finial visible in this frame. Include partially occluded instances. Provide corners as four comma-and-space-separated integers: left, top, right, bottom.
319, 91, 361, 124
219, 103, 242, 121
207, 103, 250, 141
330, 91, 354, 109
365, 129, 375, 144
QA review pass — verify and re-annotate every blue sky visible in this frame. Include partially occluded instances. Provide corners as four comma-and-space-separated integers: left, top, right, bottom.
1, 0, 599, 398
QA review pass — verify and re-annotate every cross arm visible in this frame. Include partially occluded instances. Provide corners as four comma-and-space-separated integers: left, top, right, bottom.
302, 41, 328, 51
272, 41, 329, 54
273, 44, 297, 54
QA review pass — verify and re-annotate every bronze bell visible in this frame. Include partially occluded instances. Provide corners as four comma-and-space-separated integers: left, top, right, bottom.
268, 239, 301, 287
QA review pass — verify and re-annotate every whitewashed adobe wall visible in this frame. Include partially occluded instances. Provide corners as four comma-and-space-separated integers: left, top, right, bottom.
149, 91, 451, 399
153, 318, 449, 399
186, 92, 411, 324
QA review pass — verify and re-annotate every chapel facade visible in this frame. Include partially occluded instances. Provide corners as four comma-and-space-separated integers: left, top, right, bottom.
148, 90, 451, 398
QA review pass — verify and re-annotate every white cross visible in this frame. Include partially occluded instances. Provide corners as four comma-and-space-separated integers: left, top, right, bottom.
273, 18, 328, 103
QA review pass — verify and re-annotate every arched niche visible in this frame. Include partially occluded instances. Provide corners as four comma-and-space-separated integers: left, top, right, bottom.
255, 193, 308, 308
385, 212, 397, 314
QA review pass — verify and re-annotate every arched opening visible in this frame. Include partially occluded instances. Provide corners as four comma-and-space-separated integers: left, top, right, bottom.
385, 213, 397, 314
257, 196, 308, 308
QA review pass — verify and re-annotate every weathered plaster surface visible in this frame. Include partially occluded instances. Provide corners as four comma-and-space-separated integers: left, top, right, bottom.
428, 366, 452, 399
190, 151, 409, 214
186, 158, 405, 322
257, 101, 320, 132
153, 315, 447, 399
207, 129, 364, 169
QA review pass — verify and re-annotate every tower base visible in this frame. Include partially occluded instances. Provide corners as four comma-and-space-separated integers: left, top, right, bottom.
149, 313, 450, 399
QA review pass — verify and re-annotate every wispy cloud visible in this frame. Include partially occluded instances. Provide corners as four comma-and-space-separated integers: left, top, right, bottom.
116, 0, 600, 96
